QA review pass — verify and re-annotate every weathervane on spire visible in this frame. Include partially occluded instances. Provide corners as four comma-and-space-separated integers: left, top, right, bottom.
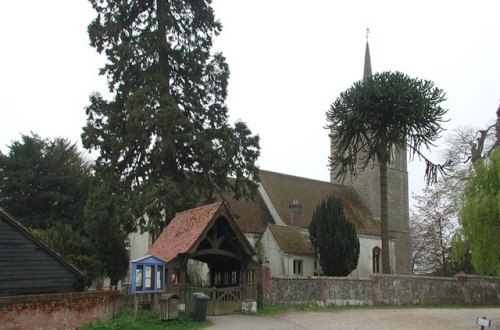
366, 27, 371, 41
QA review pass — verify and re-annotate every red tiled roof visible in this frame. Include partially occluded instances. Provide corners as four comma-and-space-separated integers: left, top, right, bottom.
148, 202, 223, 262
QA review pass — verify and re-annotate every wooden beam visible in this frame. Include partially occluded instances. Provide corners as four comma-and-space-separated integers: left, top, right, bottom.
192, 248, 242, 260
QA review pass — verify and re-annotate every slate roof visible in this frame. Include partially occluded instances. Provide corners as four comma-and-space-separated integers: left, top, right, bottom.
269, 224, 314, 255
147, 202, 254, 262
219, 191, 274, 234
259, 170, 380, 236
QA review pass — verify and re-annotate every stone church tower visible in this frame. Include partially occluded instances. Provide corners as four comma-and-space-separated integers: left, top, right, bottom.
330, 39, 411, 274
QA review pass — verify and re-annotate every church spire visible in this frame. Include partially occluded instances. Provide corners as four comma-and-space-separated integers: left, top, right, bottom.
363, 28, 372, 81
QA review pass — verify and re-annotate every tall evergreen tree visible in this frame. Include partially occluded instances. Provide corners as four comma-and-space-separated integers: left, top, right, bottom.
326, 71, 448, 273
82, 0, 260, 235
0, 133, 101, 283
84, 182, 130, 285
309, 196, 360, 276
32, 224, 102, 285
0, 133, 92, 229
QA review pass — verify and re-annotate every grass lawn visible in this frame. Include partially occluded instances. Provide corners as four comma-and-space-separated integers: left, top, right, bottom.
79, 308, 210, 330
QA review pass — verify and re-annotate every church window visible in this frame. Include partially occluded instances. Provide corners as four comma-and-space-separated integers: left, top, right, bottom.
388, 145, 397, 166
293, 259, 303, 276
373, 247, 381, 273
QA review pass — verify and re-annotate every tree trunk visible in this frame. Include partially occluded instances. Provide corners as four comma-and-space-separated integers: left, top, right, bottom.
379, 158, 391, 273
156, 0, 177, 177
437, 216, 447, 274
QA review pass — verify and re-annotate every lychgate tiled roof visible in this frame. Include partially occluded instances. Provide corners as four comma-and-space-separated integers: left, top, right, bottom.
148, 202, 223, 262
269, 224, 314, 255
147, 201, 255, 262
259, 170, 380, 236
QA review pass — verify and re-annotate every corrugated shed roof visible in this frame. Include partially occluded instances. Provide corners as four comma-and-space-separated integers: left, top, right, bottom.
259, 170, 380, 236
269, 224, 314, 255
148, 202, 223, 262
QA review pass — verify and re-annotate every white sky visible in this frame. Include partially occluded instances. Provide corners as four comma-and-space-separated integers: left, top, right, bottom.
1, 0, 499, 206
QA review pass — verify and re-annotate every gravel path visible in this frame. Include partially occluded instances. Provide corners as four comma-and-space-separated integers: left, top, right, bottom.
207, 307, 500, 329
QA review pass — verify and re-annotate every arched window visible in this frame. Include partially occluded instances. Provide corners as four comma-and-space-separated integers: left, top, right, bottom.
372, 247, 381, 273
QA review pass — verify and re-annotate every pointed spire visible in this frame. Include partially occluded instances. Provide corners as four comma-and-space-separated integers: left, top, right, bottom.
363, 28, 372, 81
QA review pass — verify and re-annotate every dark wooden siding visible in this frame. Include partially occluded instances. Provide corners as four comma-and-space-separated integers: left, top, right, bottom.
0, 216, 84, 296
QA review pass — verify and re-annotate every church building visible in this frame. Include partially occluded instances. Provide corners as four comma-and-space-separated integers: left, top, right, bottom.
128, 38, 411, 283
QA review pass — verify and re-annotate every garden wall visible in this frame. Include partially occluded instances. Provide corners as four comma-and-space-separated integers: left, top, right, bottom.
0, 291, 123, 330
271, 274, 500, 306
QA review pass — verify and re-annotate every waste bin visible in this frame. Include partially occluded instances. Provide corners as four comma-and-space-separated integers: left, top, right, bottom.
159, 293, 180, 321
192, 292, 210, 321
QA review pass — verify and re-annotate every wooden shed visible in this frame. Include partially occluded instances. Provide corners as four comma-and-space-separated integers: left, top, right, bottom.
0, 208, 86, 297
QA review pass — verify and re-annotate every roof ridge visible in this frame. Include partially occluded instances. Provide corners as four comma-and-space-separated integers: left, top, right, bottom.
260, 169, 348, 188
174, 201, 223, 216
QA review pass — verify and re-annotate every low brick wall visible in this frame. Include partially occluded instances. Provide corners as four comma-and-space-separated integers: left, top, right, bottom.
271, 274, 500, 307
0, 291, 123, 330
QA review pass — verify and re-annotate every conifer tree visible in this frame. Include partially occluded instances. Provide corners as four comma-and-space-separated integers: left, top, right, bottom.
0, 133, 91, 229
82, 0, 260, 235
309, 196, 360, 276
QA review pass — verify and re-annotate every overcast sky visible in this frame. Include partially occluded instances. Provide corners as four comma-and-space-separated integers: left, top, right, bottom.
1, 1, 499, 205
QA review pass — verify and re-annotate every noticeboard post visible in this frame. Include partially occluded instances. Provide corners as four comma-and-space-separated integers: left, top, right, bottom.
130, 255, 167, 315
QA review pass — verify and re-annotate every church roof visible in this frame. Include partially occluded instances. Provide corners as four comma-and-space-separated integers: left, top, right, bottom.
259, 170, 380, 236
218, 190, 274, 234
268, 224, 314, 255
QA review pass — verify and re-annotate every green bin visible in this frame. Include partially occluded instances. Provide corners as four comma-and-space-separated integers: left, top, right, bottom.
192, 292, 210, 321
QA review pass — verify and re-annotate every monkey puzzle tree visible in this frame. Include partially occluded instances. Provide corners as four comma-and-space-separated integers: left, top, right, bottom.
309, 196, 360, 276
82, 0, 260, 235
326, 71, 448, 273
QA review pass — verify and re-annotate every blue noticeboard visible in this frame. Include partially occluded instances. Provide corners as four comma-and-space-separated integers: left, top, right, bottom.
130, 255, 166, 294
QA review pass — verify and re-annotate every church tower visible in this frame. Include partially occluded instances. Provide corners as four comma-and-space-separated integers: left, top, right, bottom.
330, 34, 411, 274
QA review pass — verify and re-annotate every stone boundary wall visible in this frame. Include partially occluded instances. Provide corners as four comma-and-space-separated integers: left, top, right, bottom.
0, 291, 123, 330
271, 274, 500, 306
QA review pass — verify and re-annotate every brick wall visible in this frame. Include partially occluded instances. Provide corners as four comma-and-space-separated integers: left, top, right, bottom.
0, 291, 123, 330
270, 274, 500, 306
257, 266, 271, 305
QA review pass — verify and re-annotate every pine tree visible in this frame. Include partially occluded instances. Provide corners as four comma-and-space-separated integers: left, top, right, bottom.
309, 196, 360, 276
82, 0, 260, 235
